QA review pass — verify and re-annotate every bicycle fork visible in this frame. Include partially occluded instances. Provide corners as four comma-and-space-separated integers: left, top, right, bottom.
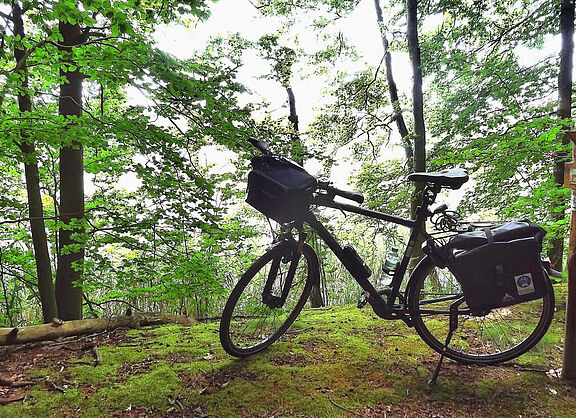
261, 231, 307, 309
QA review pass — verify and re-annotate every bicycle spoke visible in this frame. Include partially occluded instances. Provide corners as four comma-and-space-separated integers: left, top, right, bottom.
409, 259, 554, 363
221, 243, 316, 356
481, 317, 503, 353
491, 310, 516, 347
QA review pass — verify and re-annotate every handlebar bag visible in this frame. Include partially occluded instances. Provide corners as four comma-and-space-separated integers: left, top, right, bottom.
246, 155, 317, 223
445, 221, 549, 313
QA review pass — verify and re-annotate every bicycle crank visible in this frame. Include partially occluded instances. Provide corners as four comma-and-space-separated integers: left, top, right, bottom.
357, 288, 412, 327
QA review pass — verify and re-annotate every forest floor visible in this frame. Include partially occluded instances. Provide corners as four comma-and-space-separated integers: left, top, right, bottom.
0, 294, 575, 417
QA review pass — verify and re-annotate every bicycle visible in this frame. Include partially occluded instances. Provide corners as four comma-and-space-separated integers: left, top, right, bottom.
219, 138, 557, 369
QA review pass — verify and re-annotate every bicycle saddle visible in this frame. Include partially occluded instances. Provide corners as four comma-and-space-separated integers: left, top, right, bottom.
407, 168, 469, 190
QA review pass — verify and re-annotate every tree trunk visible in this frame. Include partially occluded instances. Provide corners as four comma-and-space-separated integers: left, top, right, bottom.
406, 0, 426, 220
551, 0, 575, 271
55, 20, 85, 320
286, 87, 323, 307
12, 2, 58, 323
559, 0, 576, 381
405, 0, 427, 272
287, 87, 304, 165
373, 0, 413, 173
548, 226, 565, 270
308, 233, 324, 308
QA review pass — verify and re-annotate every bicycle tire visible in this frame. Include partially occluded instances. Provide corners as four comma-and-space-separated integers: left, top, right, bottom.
220, 241, 318, 357
407, 256, 555, 364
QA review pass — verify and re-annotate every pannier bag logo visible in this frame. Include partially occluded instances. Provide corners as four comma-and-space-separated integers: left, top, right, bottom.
515, 273, 536, 296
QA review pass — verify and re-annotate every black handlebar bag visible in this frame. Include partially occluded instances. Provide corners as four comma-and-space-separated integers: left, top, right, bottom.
246, 155, 317, 223
446, 222, 549, 313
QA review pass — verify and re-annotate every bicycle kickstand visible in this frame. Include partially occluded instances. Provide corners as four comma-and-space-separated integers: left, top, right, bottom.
428, 297, 466, 386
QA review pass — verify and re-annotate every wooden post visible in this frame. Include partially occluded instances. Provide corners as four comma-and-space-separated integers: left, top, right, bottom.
562, 131, 576, 380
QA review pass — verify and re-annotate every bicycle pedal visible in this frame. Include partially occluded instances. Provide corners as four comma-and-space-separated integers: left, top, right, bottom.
401, 315, 413, 327
357, 292, 368, 309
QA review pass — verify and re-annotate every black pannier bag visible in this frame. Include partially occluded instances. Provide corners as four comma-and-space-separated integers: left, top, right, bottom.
440, 221, 549, 313
246, 155, 317, 223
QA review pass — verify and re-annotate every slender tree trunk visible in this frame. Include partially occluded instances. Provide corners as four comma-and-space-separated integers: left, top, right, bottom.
405, 0, 427, 273
55, 20, 85, 320
287, 87, 303, 165
548, 215, 565, 270
551, 0, 575, 271
287, 87, 299, 133
373, 0, 413, 173
286, 87, 323, 307
12, 2, 58, 323
560, 0, 576, 382
406, 0, 426, 220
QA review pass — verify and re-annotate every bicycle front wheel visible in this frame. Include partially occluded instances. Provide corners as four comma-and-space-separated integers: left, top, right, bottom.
220, 241, 318, 357
407, 256, 555, 364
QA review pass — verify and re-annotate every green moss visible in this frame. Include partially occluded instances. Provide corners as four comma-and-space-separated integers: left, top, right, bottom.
92, 364, 180, 409
2, 303, 574, 417
25, 368, 58, 380
99, 345, 154, 365
0, 387, 83, 418
68, 364, 120, 385
182, 361, 340, 417
125, 328, 145, 338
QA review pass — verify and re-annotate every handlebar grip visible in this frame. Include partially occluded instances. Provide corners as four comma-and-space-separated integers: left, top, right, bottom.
248, 138, 271, 155
335, 189, 365, 204
318, 182, 365, 204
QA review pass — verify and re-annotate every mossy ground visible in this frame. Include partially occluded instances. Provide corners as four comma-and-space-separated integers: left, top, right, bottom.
0, 289, 574, 417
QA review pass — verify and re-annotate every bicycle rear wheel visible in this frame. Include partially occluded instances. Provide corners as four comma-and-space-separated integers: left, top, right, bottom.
220, 241, 318, 357
407, 256, 555, 364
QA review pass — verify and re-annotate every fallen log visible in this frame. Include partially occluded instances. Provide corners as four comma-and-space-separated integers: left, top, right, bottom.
0, 313, 197, 346
0, 395, 24, 405
0, 377, 37, 387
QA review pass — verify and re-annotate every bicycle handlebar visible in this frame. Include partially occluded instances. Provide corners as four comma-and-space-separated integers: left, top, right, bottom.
318, 181, 365, 204
248, 138, 272, 155
247, 138, 364, 205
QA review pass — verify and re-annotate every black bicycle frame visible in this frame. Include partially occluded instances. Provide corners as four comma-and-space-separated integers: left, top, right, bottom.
304, 186, 438, 319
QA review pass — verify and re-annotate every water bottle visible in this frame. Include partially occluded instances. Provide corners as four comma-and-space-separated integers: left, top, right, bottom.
383, 246, 400, 275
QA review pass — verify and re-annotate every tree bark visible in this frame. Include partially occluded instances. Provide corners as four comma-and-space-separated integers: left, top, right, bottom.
405, 0, 427, 273
406, 0, 426, 220
287, 87, 299, 134
55, 20, 85, 320
551, 0, 575, 271
287, 87, 304, 165
286, 87, 323, 307
559, 0, 576, 382
12, 2, 58, 323
373, 0, 413, 173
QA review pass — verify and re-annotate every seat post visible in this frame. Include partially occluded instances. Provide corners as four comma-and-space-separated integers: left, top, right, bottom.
414, 183, 440, 225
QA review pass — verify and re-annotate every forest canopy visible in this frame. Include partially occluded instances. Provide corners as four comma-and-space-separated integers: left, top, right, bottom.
0, 0, 570, 327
